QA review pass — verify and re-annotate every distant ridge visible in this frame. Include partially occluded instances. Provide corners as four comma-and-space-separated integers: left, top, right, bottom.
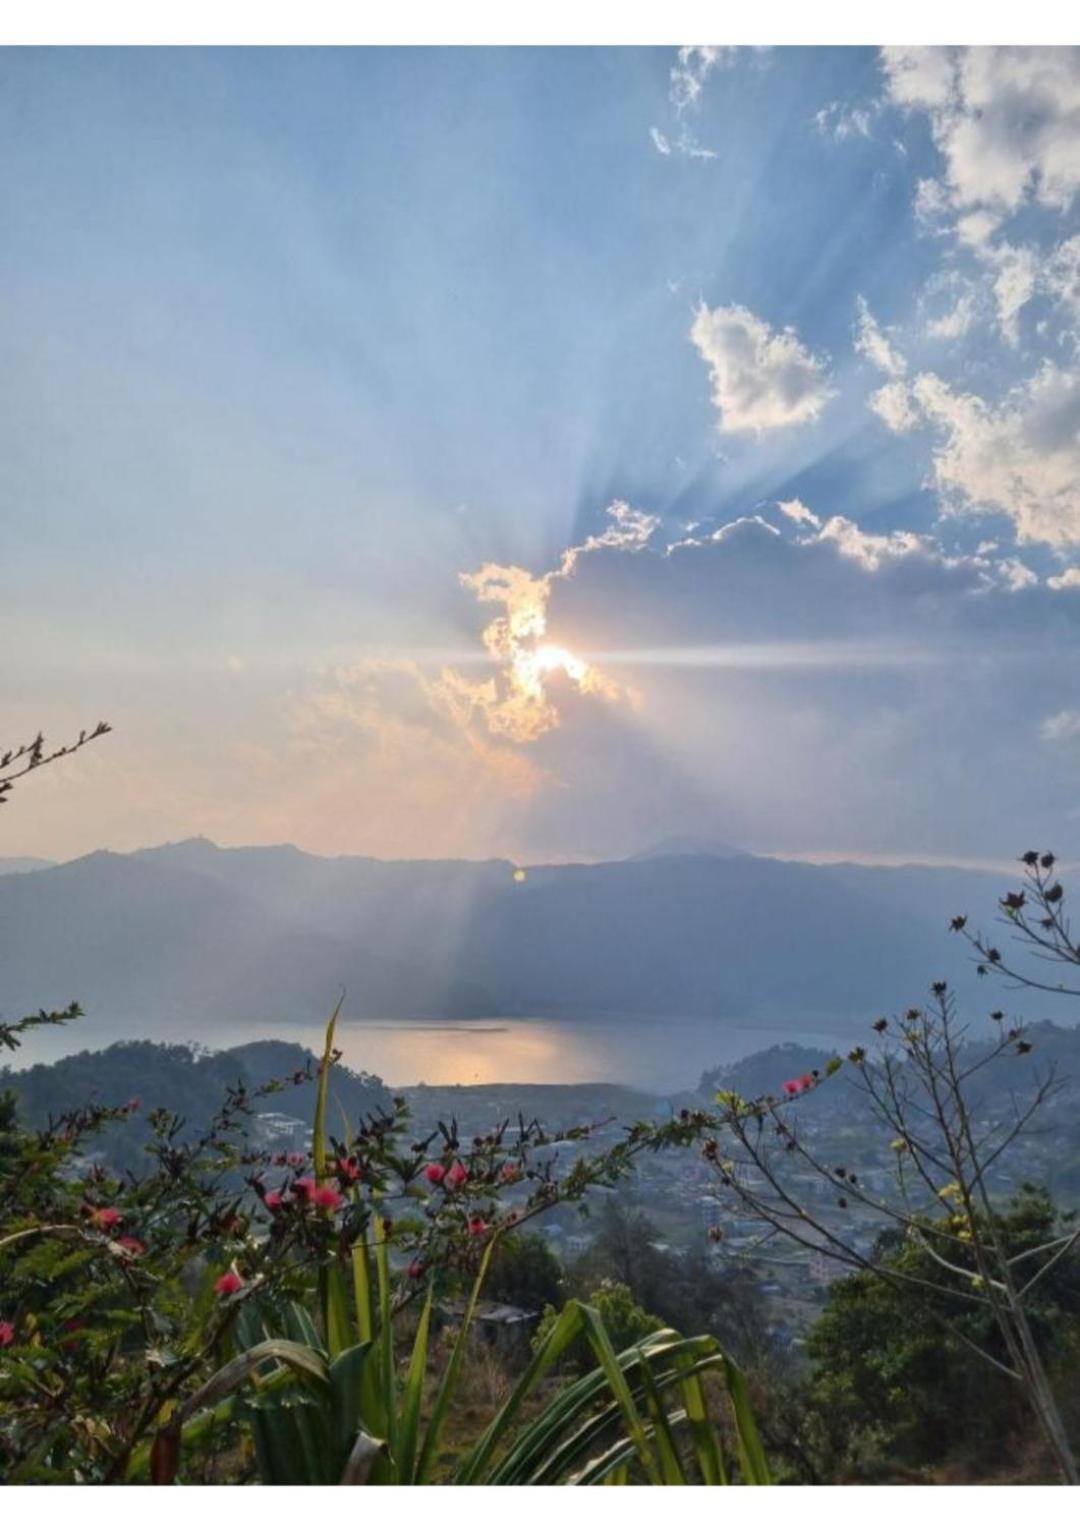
0, 856, 55, 876
0, 835, 1026, 1033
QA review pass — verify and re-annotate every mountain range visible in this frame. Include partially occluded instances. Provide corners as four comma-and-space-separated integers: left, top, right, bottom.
0, 837, 1041, 1035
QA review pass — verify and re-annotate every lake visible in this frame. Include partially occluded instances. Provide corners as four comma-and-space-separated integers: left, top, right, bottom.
10, 1010, 862, 1094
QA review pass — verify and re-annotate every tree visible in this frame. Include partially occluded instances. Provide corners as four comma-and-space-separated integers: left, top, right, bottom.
533, 1279, 664, 1374
696, 854, 1080, 1483
803, 1190, 1080, 1481
0, 722, 111, 812
484, 1229, 565, 1311
570, 1198, 770, 1366
0, 721, 111, 1055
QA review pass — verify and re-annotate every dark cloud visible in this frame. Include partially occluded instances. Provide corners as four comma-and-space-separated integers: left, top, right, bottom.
498, 507, 1080, 861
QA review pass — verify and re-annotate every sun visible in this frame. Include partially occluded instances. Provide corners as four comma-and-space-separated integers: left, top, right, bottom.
532, 644, 587, 682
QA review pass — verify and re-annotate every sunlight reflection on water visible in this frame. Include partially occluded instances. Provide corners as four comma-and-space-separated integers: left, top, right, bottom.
16, 1012, 862, 1092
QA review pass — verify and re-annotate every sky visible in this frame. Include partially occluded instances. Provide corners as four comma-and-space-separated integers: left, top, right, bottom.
3, 44, 1080, 866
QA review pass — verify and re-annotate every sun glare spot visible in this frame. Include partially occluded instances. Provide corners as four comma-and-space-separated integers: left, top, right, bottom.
533, 644, 587, 681
510, 641, 591, 704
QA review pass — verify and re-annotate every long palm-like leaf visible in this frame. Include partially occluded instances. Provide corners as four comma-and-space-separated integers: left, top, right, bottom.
463, 1316, 769, 1486
218, 1275, 770, 1487
396, 1281, 434, 1483
313, 996, 343, 1184
148, 1339, 329, 1484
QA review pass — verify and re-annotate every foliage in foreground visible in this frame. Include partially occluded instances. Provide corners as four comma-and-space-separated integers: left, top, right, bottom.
800, 1190, 1080, 1481
0, 1005, 766, 1484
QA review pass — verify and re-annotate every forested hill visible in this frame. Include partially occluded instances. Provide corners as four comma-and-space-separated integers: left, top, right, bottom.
2, 1039, 391, 1172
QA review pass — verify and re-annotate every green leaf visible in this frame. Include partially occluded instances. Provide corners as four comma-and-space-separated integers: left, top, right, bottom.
323, 1262, 352, 1361
313, 995, 344, 1184
396, 1281, 434, 1483
329, 1341, 374, 1473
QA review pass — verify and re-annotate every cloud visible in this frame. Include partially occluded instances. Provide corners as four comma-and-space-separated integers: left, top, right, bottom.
854, 296, 907, 377
923, 281, 979, 340
1045, 234, 1080, 329
880, 48, 1080, 351
1041, 709, 1080, 741
547, 496, 1052, 652
881, 46, 957, 113
669, 46, 731, 111
870, 380, 920, 433
996, 556, 1039, 591
914, 175, 953, 225
987, 242, 1038, 346
814, 100, 878, 142
882, 47, 1080, 216
651, 124, 718, 161
776, 497, 822, 529
1048, 566, 1080, 590
911, 364, 1080, 546
679, 134, 718, 162
265, 498, 1080, 862
560, 500, 660, 571
246, 657, 551, 859
415, 503, 657, 749
690, 303, 834, 436
515, 501, 1080, 859
442, 563, 621, 745
814, 516, 940, 572
296, 660, 539, 796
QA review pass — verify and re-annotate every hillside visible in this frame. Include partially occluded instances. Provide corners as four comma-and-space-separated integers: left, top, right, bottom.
0, 838, 1044, 1031
2, 1038, 391, 1174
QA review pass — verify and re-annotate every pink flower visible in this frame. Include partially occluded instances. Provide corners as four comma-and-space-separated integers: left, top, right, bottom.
263, 1190, 284, 1212
116, 1236, 146, 1256
311, 1185, 344, 1211
406, 1259, 424, 1280
126, 1097, 141, 1113
337, 1157, 361, 1183
467, 1216, 488, 1237
0, 1321, 15, 1348
214, 1271, 243, 1297
422, 1161, 447, 1185
446, 1161, 469, 1189
500, 1163, 521, 1184
782, 1080, 801, 1096
291, 1176, 316, 1200
799, 1074, 815, 1091
273, 1152, 288, 1167
87, 1205, 122, 1230
287, 1152, 306, 1168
